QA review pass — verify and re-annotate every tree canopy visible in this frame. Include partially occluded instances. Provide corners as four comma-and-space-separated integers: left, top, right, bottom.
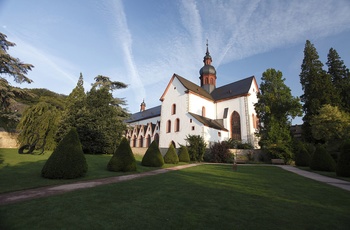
299, 40, 339, 142
0, 32, 33, 84
255, 68, 302, 161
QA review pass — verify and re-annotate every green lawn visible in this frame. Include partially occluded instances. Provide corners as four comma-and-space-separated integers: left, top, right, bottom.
0, 148, 184, 193
1, 148, 350, 229
1, 162, 350, 229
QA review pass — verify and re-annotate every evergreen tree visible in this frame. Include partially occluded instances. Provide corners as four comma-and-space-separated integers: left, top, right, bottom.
55, 73, 86, 143
255, 68, 302, 161
326, 48, 350, 112
141, 140, 164, 167
41, 128, 88, 179
0, 32, 33, 83
1, 32, 34, 130
107, 137, 136, 172
185, 135, 207, 162
163, 144, 179, 164
17, 97, 64, 150
299, 40, 338, 142
80, 76, 128, 154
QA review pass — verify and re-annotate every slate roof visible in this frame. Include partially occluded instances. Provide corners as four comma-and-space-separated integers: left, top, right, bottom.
125, 105, 161, 123
211, 76, 255, 101
175, 74, 214, 100
174, 74, 255, 101
189, 112, 228, 131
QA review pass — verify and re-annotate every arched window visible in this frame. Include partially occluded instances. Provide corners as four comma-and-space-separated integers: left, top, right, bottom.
172, 104, 176, 115
139, 136, 144, 148
175, 118, 180, 132
231, 111, 241, 140
167, 120, 171, 133
202, 106, 206, 117
205, 78, 209, 84
146, 134, 151, 147
133, 136, 137, 147
154, 133, 159, 145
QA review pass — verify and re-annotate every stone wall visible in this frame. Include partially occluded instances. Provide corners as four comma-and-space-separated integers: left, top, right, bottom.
0, 131, 19, 148
229, 149, 265, 163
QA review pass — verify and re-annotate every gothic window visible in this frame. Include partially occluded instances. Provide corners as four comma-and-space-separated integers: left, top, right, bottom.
167, 120, 171, 133
146, 134, 151, 147
202, 106, 206, 117
133, 136, 137, 147
231, 111, 241, 141
172, 104, 176, 115
175, 118, 180, 132
139, 136, 143, 147
154, 133, 159, 145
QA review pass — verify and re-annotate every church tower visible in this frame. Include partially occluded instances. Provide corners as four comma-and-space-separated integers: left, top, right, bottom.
199, 41, 217, 93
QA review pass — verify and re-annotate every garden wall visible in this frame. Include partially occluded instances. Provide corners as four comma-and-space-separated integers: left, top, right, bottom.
229, 149, 265, 163
0, 131, 19, 148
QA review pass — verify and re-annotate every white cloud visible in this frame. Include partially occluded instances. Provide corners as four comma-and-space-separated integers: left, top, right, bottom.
98, 0, 146, 105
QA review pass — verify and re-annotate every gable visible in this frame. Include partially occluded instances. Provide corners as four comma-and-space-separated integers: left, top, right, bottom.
160, 74, 213, 102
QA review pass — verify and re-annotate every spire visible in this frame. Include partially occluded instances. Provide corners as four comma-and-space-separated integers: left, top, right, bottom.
203, 39, 212, 65
199, 40, 217, 93
140, 99, 146, 112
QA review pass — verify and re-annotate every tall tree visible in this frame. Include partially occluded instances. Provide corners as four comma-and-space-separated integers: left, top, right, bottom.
79, 76, 129, 154
255, 68, 302, 161
299, 40, 338, 142
326, 48, 350, 112
0, 32, 33, 83
0, 32, 34, 130
17, 96, 64, 150
55, 73, 86, 143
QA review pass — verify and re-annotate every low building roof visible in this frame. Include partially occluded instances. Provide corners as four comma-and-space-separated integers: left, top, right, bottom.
189, 112, 228, 131
125, 105, 161, 123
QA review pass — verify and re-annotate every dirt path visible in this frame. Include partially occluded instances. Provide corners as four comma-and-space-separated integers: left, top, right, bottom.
0, 163, 201, 206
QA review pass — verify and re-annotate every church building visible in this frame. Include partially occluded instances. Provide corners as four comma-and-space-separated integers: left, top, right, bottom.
126, 44, 260, 150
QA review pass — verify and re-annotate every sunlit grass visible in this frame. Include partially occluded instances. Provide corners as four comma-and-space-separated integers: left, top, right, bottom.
1, 164, 349, 230
0, 148, 187, 193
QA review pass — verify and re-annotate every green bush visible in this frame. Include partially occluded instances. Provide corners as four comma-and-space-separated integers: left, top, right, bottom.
163, 144, 179, 164
107, 137, 136, 172
336, 140, 350, 177
310, 145, 336, 172
41, 128, 88, 179
207, 141, 233, 163
141, 140, 164, 167
185, 135, 206, 162
178, 145, 190, 163
294, 141, 311, 167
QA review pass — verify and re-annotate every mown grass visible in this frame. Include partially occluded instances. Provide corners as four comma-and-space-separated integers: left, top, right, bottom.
0, 164, 349, 230
0, 148, 186, 193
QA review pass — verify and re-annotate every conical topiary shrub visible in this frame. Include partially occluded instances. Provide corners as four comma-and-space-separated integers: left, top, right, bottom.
164, 144, 179, 164
141, 140, 164, 167
294, 142, 311, 167
178, 145, 190, 163
336, 140, 350, 177
310, 145, 336, 172
41, 128, 88, 179
107, 137, 136, 172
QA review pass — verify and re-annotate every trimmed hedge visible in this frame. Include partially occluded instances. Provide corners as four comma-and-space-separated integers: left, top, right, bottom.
178, 145, 190, 163
310, 145, 336, 172
41, 128, 88, 179
294, 141, 311, 167
107, 137, 136, 172
141, 140, 164, 167
164, 144, 179, 164
336, 140, 350, 177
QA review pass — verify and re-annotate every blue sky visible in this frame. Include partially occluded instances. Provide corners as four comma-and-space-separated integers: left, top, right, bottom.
1, 0, 350, 125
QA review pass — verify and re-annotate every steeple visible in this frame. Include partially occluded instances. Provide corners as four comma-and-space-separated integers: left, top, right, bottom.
140, 99, 146, 112
199, 40, 217, 93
